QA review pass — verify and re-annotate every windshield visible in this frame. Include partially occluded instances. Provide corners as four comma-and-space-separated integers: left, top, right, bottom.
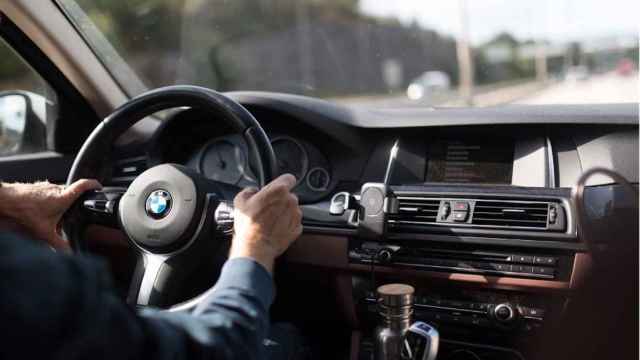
58, 0, 638, 108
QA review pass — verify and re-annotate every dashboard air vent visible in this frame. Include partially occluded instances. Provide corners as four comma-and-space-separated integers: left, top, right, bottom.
388, 197, 440, 225
386, 193, 568, 234
471, 200, 549, 229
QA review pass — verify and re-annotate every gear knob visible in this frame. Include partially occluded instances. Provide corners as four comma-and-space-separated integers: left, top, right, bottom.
404, 321, 439, 360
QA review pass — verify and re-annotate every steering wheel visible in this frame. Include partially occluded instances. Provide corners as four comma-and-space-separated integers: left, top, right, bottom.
63, 85, 278, 309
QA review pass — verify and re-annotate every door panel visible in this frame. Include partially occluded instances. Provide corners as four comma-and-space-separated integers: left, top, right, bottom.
0, 152, 73, 183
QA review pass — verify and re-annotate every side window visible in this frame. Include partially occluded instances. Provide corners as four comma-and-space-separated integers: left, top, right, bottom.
0, 38, 57, 156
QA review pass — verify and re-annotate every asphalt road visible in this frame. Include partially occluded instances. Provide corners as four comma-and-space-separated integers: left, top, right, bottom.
516, 72, 639, 105
334, 71, 638, 108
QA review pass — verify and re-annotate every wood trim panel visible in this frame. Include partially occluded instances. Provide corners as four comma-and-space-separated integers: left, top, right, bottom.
349, 264, 570, 292
283, 234, 350, 269
284, 233, 582, 292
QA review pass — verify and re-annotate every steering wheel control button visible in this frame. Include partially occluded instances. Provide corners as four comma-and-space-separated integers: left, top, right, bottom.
214, 201, 234, 234
145, 190, 173, 219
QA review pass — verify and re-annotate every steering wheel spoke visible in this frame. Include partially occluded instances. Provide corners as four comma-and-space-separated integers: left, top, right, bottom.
128, 253, 170, 306
81, 187, 126, 228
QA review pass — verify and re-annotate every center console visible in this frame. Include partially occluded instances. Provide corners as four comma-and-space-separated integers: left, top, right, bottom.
326, 136, 583, 360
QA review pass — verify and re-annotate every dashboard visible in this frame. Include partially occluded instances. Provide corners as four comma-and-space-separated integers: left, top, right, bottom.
109, 93, 638, 360
140, 107, 335, 203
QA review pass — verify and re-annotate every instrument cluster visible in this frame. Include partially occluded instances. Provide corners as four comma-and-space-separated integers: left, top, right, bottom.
187, 133, 333, 203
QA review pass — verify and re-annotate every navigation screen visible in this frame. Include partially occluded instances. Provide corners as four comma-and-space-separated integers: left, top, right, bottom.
426, 139, 514, 184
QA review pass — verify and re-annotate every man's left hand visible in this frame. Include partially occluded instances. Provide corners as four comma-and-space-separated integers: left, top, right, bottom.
0, 179, 101, 250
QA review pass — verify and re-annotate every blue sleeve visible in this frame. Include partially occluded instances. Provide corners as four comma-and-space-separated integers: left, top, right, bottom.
140, 258, 275, 360
0, 231, 275, 360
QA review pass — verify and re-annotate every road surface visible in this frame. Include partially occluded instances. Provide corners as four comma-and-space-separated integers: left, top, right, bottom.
516, 72, 638, 105
333, 71, 638, 108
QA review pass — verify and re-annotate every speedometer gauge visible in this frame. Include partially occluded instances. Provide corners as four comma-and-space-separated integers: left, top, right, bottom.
199, 139, 246, 185
271, 136, 308, 185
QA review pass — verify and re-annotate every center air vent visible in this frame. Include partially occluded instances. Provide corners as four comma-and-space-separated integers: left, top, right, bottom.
472, 200, 549, 229
387, 195, 567, 233
388, 197, 440, 225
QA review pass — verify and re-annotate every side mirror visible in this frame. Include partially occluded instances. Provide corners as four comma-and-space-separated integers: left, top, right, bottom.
0, 91, 46, 156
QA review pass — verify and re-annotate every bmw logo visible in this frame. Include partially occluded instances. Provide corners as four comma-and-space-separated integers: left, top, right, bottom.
145, 189, 172, 219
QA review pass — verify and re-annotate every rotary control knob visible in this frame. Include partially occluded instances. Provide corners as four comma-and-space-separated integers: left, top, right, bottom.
377, 249, 393, 263
493, 303, 516, 323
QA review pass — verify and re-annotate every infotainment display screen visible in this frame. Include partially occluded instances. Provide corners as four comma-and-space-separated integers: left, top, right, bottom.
425, 138, 514, 184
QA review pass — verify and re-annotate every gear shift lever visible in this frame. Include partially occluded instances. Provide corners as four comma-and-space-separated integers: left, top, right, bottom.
404, 322, 439, 360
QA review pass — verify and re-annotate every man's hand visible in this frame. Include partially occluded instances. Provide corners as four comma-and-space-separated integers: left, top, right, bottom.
0, 179, 102, 250
230, 174, 302, 273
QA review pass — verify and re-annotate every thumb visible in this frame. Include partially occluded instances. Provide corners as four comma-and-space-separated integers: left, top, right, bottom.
234, 187, 258, 207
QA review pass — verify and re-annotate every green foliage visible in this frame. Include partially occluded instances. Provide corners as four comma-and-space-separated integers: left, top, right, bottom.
0, 40, 31, 83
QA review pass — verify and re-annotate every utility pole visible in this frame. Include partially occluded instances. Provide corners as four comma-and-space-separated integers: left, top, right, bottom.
456, 0, 474, 106
535, 42, 549, 82
535, 0, 549, 82
296, 1, 314, 93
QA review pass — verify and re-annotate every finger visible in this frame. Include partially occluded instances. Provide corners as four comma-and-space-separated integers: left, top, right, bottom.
253, 174, 297, 203
234, 187, 259, 207
289, 193, 299, 206
58, 179, 102, 210
292, 222, 303, 239
287, 201, 303, 231
64, 179, 102, 199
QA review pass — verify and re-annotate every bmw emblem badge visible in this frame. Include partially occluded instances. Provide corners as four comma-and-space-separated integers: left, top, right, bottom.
145, 189, 172, 219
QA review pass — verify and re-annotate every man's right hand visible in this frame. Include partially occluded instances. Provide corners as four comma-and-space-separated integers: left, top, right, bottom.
230, 174, 302, 273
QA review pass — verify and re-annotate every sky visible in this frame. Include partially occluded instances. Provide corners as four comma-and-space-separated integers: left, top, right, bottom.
359, 0, 640, 45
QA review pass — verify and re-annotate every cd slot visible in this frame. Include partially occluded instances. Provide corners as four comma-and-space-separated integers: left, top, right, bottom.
349, 243, 559, 280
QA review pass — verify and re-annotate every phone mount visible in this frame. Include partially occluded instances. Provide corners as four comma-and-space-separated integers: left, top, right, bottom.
330, 140, 400, 240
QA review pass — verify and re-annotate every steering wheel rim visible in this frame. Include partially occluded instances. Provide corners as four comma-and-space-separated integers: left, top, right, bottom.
64, 85, 278, 309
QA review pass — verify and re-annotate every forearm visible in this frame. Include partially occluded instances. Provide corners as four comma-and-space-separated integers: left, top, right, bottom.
229, 236, 276, 274
2, 232, 276, 359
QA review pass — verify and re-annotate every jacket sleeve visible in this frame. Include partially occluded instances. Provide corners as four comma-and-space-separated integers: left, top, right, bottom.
0, 232, 274, 360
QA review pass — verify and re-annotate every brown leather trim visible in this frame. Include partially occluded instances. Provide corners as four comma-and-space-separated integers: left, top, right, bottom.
282, 234, 349, 269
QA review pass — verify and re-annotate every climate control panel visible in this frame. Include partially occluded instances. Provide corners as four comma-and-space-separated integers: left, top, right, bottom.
360, 289, 548, 334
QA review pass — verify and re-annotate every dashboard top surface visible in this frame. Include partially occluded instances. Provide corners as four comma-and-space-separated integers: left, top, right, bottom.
227, 91, 639, 128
